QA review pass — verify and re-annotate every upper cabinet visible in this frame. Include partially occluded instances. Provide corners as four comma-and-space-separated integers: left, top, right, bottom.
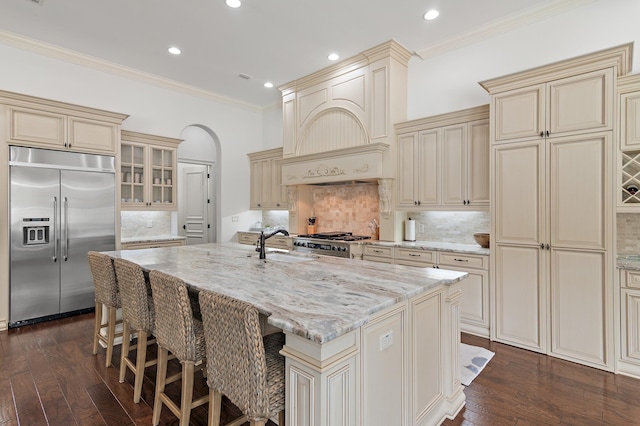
248, 148, 287, 210
491, 69, 614, 144
618, 73, 640, 211
395, 105, 490, 210
2, 90, 128, 155
120, 131, 182, 211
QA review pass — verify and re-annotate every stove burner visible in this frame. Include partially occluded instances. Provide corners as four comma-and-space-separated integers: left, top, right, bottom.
292, 232, 371, 258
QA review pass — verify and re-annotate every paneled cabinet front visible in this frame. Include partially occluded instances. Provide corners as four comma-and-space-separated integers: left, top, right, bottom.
620, 269, 640, 379
492, 68, 613, 143
8, 105, 124, 155
396, 105, 489, 210
248, 148, 287, 210
120, 131, 181, 211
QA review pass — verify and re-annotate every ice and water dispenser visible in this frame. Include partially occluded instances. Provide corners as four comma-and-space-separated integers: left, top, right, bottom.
22, 218, 50, 245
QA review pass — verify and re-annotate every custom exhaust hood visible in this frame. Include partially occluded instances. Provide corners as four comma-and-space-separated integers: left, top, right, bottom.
280, 142, 389, 186
278, 40, 411, 186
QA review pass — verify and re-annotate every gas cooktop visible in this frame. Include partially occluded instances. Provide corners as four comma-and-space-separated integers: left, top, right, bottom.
296, 232, 371, 241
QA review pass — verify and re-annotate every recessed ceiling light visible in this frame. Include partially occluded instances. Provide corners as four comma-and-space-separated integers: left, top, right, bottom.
423, 9, 439, 20
264, 82, 274, 88
225, 0, 241, 8
328, 53, 339, 61
168, 46, 181, 55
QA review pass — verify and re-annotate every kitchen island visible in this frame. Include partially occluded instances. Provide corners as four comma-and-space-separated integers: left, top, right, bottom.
104, 243, 468, 426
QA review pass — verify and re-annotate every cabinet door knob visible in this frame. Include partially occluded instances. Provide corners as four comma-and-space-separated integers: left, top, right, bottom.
546, 130, 550, 137
539, 131, 544, 138
540, 243, 545, 249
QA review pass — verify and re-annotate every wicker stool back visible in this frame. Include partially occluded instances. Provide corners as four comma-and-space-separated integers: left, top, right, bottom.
199, 290, 285, 425
87, 251, 122, 368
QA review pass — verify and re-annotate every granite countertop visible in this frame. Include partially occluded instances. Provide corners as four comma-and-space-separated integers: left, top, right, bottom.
104, 242, 467, 344
121, 235, 187, 244
364, 240, 490, 256
617, 255, 640, 270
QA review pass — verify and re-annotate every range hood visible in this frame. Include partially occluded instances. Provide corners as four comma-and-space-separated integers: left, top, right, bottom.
280, 142, 389, 186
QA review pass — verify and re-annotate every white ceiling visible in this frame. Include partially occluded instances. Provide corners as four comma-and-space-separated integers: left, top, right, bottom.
0, 0, 592, 108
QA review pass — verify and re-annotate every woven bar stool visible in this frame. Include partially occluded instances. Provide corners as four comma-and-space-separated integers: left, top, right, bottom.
87, 251, 123, 368
113, 258, 157, 403
198, 290, 285, 426
148, 270, 208, 426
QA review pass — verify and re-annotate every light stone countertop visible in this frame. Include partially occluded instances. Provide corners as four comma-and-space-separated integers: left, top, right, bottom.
103, 242, 467, 344
121, 235, 187, 244
364, 240, 490, 256
617, 255, 640, 271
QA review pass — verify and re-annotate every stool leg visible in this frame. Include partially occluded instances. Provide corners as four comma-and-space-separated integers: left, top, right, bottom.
179, 361, 195, 426
93, 302, 103, 355
105, 306, 117, 367
133, 330, 148, 404
119, 321, 131, 382
153, 346, 168, 426
278, 410, 285, 426
209, 389, 222, 426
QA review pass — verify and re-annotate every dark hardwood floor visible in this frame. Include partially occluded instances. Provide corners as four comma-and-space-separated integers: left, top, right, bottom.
1, 312, 640, 425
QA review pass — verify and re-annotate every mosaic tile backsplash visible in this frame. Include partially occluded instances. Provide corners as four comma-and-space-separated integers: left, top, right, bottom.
121, 211, 172, 238
311, 183, 380, 237
407, 211, 491, 245
617, 213, 640, 254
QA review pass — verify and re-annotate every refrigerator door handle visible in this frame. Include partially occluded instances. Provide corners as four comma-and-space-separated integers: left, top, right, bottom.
53, 197, 58, 262
63, 197, 69, 261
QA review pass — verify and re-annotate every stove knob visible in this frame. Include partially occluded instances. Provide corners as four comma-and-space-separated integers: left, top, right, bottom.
340, 247, 347, 252
331, 246, 338, 251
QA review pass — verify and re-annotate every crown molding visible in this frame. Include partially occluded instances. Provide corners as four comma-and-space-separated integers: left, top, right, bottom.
0, 29, 265, 113
415, 0, 597, 60
395, 104, 489, 134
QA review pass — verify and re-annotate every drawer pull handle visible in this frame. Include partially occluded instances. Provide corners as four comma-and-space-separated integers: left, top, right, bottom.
409, 253, 421, 257
454, 258, 469, 262
373, 249, 383, 253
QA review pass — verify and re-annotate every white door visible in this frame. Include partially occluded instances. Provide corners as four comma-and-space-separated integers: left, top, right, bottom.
178, 163, 211, 245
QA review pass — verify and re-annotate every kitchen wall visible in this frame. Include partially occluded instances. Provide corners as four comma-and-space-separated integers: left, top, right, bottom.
310, 183, 380, 237
617, 213, 640, 254
407, 211, 490, 245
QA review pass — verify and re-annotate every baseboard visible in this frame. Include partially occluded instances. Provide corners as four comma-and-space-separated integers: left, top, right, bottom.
460, 322, 489, 338
0, 318, 7, 331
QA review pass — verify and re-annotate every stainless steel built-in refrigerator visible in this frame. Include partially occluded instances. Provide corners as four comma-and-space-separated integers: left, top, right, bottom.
9, 146, 116, 327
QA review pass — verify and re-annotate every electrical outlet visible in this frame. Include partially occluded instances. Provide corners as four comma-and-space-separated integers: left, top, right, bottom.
232, 215, 239, 222
379, 331, 393, 351
147, 220, 153, 228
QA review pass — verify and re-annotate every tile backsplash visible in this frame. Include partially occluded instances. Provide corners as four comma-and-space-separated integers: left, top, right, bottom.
121, 211, 173, 238
407, 211, 490, 245
311, 183, 380, 236
617, 213, 640, 254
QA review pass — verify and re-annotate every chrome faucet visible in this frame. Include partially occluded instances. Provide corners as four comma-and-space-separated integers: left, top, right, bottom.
256, 229, 290, 259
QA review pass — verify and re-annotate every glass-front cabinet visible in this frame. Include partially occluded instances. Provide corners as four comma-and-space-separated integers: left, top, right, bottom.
120, 131, 182, 210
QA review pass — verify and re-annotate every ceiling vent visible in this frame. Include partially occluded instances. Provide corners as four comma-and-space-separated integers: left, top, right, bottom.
27, 0, 44, 4
238, 73, 252, 80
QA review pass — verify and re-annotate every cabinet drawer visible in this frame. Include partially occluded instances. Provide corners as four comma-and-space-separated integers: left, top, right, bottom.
624, 270, 640, 289
395, 248, 436, 265
266, 236, 292, 250
122, 240, 185, 250
438, 252, 487, 270
238, 232, 258, 245
364, 245, 394, 258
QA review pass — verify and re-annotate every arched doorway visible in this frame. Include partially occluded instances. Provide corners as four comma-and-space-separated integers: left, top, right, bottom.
176, 125, 221, 244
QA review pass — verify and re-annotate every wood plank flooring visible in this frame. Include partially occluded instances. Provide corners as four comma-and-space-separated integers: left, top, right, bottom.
2, 313, 640, 425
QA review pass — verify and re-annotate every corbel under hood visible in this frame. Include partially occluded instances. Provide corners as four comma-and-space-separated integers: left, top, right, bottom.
280, 142, 389, 186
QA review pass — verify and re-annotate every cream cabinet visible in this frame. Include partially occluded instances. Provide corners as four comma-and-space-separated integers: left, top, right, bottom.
619, 269, 640, 378
248, 148, 287, 210
491, 68, 614, 144
492, 132, 613, 370
120, 131, 181, 210
121, 239, 186, 250
481, 45, 630, 371
395, 105, 489, 210
6, 101, 126, 155
363, 243, 490, 337
617, 74, 640, 211
237, 231, 292, 251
